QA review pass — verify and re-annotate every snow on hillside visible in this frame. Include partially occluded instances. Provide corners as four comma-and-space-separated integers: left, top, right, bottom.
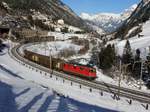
113, 19, 150, 58
86, 22, 105, 34
96, 68, 149, 92
80, 4, 137, 32
0, 45, 149, 112
1, 63, 114, 112
96, 19, 150, 92
68, 25, 83, 32
48, 31, 89, 40
121, 4, 138, 18
26, 40, 83, 58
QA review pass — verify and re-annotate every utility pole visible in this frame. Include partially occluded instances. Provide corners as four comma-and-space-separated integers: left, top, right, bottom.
118, 57, 122, 99
8, 28, 12, 49
44, 41, 47, 55
49, 48, 52, 71
139, 60, 143, 89
139, 47, 146, 89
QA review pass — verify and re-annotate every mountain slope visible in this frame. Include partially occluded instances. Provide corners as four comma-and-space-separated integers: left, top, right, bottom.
0, 0, 86, 29
80, 4, 137, 33
115, 0, 150, 39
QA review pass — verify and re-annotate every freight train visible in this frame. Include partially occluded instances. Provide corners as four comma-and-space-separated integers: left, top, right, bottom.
24, 50, 97, 80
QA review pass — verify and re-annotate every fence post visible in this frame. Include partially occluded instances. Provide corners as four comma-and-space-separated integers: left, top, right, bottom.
146, 104, 148, 110
129, 99, 132, 105
71, 82, 73, 86
79, 85, 81, 89
100, 91, 103, 96
50, 74, 52, 78
113, 94, 116, 100
89, 88, 92, 92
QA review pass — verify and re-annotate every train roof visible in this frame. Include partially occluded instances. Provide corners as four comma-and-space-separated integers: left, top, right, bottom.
66, 61, 95, 68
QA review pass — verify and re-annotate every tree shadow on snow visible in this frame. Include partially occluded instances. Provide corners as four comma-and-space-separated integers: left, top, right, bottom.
56, 96, 70, 112
57, 96, 118, 112
37, 94, 55, 112
0, 65, 24, 79
0, 81, 17, 112
0, 44, 9, 55
19, 93, 44, 112
15, 88, 31, 98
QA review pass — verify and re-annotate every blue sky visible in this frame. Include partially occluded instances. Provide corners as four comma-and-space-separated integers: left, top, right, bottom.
62, 0, 140, 15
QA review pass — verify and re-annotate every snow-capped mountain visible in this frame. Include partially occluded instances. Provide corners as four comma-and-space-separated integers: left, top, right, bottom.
80, 4, 137, 33
121, 4, 138, 19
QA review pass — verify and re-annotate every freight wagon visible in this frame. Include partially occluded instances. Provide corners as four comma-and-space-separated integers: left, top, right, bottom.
24, 50, 97, 80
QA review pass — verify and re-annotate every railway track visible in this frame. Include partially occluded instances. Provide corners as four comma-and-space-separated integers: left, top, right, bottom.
10, 44, 150, 104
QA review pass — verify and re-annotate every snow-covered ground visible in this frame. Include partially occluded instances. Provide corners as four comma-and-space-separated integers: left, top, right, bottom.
110, 20, 150, 58
1, 64, 115, 112
103, 19, 150, 92
26, 40, 83, 58
0, 45, 149, 112
96, 69, 149, 92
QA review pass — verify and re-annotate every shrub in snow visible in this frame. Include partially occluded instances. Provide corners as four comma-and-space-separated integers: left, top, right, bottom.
71, 38, 89, 55
61, 27, 68, 33
122, 40, 133, 64
58, 47, 76, 58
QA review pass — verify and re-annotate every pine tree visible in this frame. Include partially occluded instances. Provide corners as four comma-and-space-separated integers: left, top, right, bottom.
0, 39, 2, 44
111, 44, 116, 64
146, 46, 150, 75
61, 27, 68, 33
133, 49, 141, 77
134, 49, 141, 61
99, 44, 116, 70
122, 40, 133, 64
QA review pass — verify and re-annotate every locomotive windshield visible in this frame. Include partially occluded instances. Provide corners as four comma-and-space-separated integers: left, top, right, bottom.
90, 69, 96, 73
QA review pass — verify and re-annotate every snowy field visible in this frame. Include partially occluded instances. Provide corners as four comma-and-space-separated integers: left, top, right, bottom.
25, 40, 92, 66
26, 40, 83, 58
0, 44, 150, 112
0, 65, 116, 112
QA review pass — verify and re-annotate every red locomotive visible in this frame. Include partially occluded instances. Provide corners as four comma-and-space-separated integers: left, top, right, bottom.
62, 63, 96, 80
24, 50, 97, 80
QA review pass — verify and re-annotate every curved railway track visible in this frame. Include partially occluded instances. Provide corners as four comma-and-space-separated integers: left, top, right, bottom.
10, 44, 150, 104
